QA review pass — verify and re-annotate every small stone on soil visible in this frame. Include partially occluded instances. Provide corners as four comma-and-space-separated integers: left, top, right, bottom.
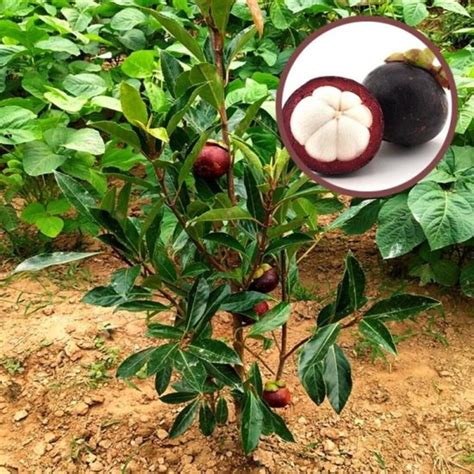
13, 409, 28, 421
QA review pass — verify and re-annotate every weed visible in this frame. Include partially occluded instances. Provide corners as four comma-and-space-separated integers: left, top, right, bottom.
1, 357, 24, 375
87, 337, 120, 387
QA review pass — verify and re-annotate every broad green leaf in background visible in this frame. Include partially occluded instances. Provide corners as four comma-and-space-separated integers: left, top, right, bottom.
13, 251, 98, 273
120, 82, 148, 125
402, 0, 429, 26
191, 207, 254, 224
0, 106, 40, 144
456, 95, 474, 134
210, 0, 235, 33
63, 128, 105, 155
23, 141, 66, 176
35, 215, 64, 237
63, 73, 107, 98
110, 7, 147, 31
432, 0, 471, 17
36, 37, 80, 56
121, 50, 156, 78
408, 181, 474, 250
91, 121, 141, 150
44, 88, 87, 113
376, 194, 426, 259
270, 0, 292, 29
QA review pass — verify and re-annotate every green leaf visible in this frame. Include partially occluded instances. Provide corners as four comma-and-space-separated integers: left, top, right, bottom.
199, 402, 216, 436
90, 121, 141, 151
169, 400, 200, 438
63, 73, 107, 98
120, 82, 148, 126
178, 129, 213, 186
376, 194, 426, 259
122, 50, 156, 78
210, 0, 234, 33
363, 294, 441, 322
173, 350, 207, 392
298, 323, 340, 377
215, 396, 228, 425
247, 362, 263, 396
235, 95, 268, 137
258, 400, 295, 442
460, 261, 474, 297
241, 390, 263, 455
221, 291, 268, 312
13, 251, 98, 273
402, 0, 429, 26
300, 361, 325, 405
185, 278, 210, 331
203, 232, 246, 254
359, 320, 397, 356
36, 215, 63, 237
327, 199, 377, 232
44, 88, 87, 113
54, 171, 97, 224
36, 36, 80, 55
146, 343, 179, 376
432, 0, 470, 16
22, 141, 66, 176
190, 63, 225, 110
0, 106, 39, 144
160, 392, 198, 404
318, 253, 366, 326
244, 167, 265, 223
270, 0, 292, 29
145, 9, 205, 61
21, 202, 46, 224
154, 366, 172, 395
63, 128, 105, 155
161, 51, 183, 98
117, 347, 155, 378
195, 285, 231, 335
188, 339, 241, 365
323, 345, 352, 414
226, 25, 256, 66
116, 300, 169, 313
111, 7, 146, 31
408, 181, 474, 250
47, 199, 70, 215
147, 323, 184, 339
192, 207, 254, 224
248, 302, 291, 337
265, 233, 313, 255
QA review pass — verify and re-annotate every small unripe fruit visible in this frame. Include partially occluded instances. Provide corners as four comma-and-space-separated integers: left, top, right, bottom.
249, 264, 279, 293
263, 380, 291, 408
235, 301, 269, 326
193, 142, 230, 180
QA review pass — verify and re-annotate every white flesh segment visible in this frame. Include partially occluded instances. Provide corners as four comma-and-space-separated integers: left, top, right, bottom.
337, 117, 370, 161
289, 96, 335, 144
312, 86, 341, 109
343, 104, 372, 127
305, 120, 338, 162
289, 86, 373, 161
340, 91, 361, 110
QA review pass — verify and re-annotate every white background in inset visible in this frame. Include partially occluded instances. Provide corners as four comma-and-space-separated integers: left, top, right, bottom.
281, 21, 453, 194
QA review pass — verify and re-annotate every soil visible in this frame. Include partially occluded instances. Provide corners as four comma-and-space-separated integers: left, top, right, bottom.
0, 230, 472, 473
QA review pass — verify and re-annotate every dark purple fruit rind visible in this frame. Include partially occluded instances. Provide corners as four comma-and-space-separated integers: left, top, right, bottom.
363, 63, 448, 146
282, 76, 384, 176
249, 268, 279, 293
263, 387, 291, 408
193, 143, 230, 180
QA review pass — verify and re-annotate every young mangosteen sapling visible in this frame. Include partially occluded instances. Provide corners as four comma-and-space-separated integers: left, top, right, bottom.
193, 142, 230, 180
282, 76, 384, 175
363, 48, 449, 146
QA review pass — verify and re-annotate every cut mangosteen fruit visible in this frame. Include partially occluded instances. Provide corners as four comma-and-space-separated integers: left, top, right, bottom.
282, 76, 384, 175
193, 142, 230, 180
363, 48, 449, 146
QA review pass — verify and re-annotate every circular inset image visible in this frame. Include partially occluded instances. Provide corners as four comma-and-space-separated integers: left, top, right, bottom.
276, 17, 457, 198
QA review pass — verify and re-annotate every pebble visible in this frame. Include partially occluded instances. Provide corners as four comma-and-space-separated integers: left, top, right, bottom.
33, 441, 46, 456
322, 439, 337, 453
44, 433, 58, 444
64, 342, 82, 361
13, 410, 28, 421
158, 466, 167, 473
72, 401, 89, 416
157, 429, 168, 440
89, 461, 104, 472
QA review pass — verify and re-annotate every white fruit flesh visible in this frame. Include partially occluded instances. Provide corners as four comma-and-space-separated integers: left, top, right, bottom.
290, 86, 373, 162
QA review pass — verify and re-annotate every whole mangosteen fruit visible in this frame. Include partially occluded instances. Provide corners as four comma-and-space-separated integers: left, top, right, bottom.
249, 264, 279, 293
282, 76, 384, 175
363, 48, 449, 146
263, 380, 291, 408
193, 142, 230, 180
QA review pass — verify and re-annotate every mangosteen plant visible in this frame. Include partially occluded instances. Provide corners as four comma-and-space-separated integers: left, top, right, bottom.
14, 3, 443, 455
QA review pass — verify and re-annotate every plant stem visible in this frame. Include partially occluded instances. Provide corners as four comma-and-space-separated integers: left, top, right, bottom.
276, 251, 289, 379
244, 344, 275, 376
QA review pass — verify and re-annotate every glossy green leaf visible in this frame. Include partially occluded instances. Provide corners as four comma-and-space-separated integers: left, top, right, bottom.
215, 396, 228, 425
117, 347, 155, 378
265, 233, 313, 255
323, 345, 352, 414
300, 361, 325, 406
248, 302, 291, 337
190, 63, 225, 110
147, 323, 184, 339
192, 207, 254, 224
147, 343, 179, 376
359, 320, 397, 356
199, 402, 216, 436
169, 400, 200, 438
154, 365, 172, 395
203, 232, 246, 254
363, 294, 441, 322
13, 251, 98, 273
241, 390, 263, 454
188, 339, 241, 365
120, 82, 148, 126
160, 392, 198, 404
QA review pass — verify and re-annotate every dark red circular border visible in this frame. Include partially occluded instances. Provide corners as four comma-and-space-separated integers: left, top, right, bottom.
275, 16, 458, 198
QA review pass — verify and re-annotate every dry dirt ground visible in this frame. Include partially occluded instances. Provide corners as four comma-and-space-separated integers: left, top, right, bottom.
0, 231, 472, 473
